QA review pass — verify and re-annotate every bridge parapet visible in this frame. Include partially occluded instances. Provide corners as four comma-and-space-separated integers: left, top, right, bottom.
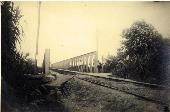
51, 51, 98, 73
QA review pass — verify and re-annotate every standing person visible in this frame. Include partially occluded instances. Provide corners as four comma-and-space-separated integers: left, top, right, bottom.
97, 61, 102, 73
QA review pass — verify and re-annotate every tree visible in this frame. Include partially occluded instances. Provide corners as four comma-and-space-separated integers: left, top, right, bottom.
1, 1, 23, 86
118, 20, 167, 83
104, 55, 117, 73
1, 2, 65, 111
1, 1, 39, 94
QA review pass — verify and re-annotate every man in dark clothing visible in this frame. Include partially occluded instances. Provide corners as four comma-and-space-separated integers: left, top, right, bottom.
97, 62, 102, 73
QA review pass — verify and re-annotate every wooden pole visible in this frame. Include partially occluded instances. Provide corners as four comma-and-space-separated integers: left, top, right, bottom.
35, 1, 41, 73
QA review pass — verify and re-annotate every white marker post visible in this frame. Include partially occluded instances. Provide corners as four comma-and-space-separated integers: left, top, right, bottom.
44, 49, 50, 74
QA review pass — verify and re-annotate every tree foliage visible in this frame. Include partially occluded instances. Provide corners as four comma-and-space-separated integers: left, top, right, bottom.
121, 21, 165, 81
1, 1, 37, 91
2, 1, 22, 85
1, 2, 69, 111
103, 56, 117, 73
105, 21, 170, 84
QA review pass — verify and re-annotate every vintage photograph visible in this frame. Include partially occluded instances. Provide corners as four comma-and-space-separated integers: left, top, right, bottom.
1, 1, 170, 112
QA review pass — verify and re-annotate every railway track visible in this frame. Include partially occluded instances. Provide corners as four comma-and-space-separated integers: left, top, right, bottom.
52, 69, 170, 90
73, 75, 169, 112
51, 70, 170, 111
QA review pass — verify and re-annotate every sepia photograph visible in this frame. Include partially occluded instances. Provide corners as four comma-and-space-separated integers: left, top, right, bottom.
1, 1, 170, 112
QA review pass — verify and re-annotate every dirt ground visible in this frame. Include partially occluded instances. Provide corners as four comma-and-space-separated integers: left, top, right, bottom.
60, 76, 164, 112
47, 72, 166, 112
2, 72, 167, 112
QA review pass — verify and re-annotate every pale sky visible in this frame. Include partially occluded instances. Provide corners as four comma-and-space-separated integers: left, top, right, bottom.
15, 2, 170, 66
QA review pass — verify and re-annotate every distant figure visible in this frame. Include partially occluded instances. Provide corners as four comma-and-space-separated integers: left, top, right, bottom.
97, 61, 102, 73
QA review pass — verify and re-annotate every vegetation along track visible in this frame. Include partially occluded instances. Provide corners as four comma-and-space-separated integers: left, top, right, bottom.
69, 75, 170, 112
53, 69, 169, 111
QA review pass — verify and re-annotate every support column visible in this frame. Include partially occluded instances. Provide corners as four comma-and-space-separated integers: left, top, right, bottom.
94, 51, 98, 73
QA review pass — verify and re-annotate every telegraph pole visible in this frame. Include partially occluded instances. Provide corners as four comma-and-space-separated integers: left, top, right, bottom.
95, 28, 99, 73
35, 1, 41, 73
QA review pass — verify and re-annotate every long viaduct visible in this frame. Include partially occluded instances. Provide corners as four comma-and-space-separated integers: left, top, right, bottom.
51, 51, 99, 73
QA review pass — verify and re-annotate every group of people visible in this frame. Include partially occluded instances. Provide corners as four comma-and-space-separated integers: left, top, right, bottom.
68, 60, 104, 73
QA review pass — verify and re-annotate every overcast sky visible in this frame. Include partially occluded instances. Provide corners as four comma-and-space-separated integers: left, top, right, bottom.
15, 1, 170, 66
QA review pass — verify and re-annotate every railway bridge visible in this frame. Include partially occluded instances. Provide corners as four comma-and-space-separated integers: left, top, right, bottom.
51, 51, 99, 73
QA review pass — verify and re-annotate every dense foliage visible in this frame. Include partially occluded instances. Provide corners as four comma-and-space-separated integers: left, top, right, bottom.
105, 21, 170, 84
1, 3, 65, 112
102, 56, 118, 73
1, 1, 37, 89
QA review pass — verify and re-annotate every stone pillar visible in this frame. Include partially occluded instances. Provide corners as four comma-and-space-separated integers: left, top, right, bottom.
90, 55, 93, 72
94, 51, 98, 73
86, 56, 88, 72
80, 56, 83, 72
44, 49, 50, 74
75, 58, 77, 71
87, 56, 90, 72
92, 55, 95, 73
89, 55, 92, 72
78, 58, 80, 71
73, 58, 75, 71
83, 57, 85, 72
